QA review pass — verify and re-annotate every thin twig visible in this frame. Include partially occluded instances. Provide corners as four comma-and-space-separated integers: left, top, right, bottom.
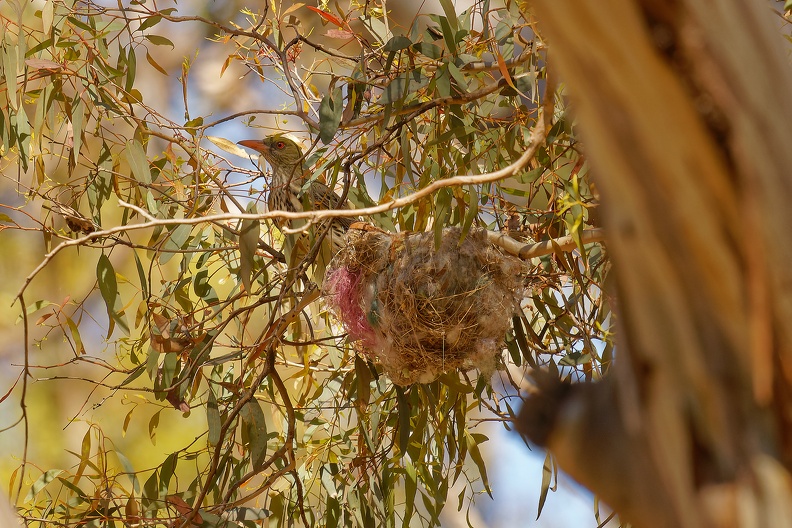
15, 114, 546, 301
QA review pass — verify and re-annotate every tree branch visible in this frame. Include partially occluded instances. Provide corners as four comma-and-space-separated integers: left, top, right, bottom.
487, 228, 604, 260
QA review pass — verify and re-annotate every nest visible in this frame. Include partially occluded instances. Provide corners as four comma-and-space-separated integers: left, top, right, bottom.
324, 227, 524, 385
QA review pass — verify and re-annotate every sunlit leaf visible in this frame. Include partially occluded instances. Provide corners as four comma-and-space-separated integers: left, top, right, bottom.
305, 5, 344, 27
125, 139, 150, 184
24, 469, 63, 502
207, 135, 249, 158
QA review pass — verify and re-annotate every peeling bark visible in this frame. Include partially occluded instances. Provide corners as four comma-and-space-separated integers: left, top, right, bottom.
517, 1, 792, 526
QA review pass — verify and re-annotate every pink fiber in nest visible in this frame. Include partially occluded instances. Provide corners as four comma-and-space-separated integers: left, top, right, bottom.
326, 267, 377, 347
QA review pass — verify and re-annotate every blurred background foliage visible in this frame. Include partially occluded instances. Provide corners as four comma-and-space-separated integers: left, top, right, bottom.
0, 0, 611, 526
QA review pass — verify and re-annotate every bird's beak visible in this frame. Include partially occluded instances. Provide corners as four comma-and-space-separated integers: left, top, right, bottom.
237, 139, 268, 154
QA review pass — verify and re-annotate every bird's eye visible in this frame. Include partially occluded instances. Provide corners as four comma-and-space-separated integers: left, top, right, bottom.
275, 141, 286, 149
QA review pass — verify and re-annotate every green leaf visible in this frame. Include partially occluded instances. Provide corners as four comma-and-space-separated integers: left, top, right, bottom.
238, 202, 260, 294
25, 469, 63, 502
402, 461, 417, 528
125, 139, 150, 184
159, 353, 178, 392
16, 300, 54, 324
318, 87, 343, 144
96, 254, 129, 336
240, 399, 269, 470
159, 453, 177, 493
355, 355, 371, 406
144, 34, 174, 48
134, 251, 149, 300
380, 75, 408, 106
396, 387, 410, 454
434, 187, 452, 247
383, 35, 411, 52
3, 40, 19, 110
148, 409, 161, 445
537, 450, 554, 519
207, 388, 221, 446
139, 15, 162, 32
224, 507, 270, 521
124, 45, 137, 92
435, 64, 451, 97
193, 269, 218, 304
116, 450, 140, 494
67, 16, 93, 32
411, 42, 442, 60
465, 431, 491, 497
160, 224, 191, 264
65, 317, 85, 355
71, 95, 84, 163
438, 0, 458, 32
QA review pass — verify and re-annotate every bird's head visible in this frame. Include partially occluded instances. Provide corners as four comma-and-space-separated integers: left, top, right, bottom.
237, 134, 304, 170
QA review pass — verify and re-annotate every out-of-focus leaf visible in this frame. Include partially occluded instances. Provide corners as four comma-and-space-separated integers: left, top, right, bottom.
403, 461, 417, 528
412, 42, 442, 60
71, 95, 84, 163
326, 28, 354, 39
65, 317, 85, 355
145, 50, 168, 75
71, 428, 91, 485
355, 355, 371, 406
4, 38, 20, 110
238, 202, 260, 294
125, 139, 150, 184
144, 34, 174, 48
16, 300, 54, 324
148, 409, 161, 445
97, 254, 129, 336
318, 87, 343, 144
25, 469, 63, 502
537, 450, 556, 519
160, 224, 191, 264
223, 507, 270, 521
383, 35, 412, 52
138, 15, 162, 32
396, 386, 410, 454
25, 58, 62, 72
207, 389, 221, 446
281, 2, 305, 17
125, 45, 137, 92
439, 0, 459, 31
42, 1, 54, 33
166, 494, 203, 524
305, 5, 344, 27
207, 135, 249, 158
160, 453, 177, 493
240, 399, 268, 470
465, 431, 491, 497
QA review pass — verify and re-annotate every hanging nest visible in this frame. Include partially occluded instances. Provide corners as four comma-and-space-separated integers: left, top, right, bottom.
324, 227, 524, 385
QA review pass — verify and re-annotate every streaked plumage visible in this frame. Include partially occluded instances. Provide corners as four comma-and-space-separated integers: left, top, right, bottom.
238, 134, 354, 276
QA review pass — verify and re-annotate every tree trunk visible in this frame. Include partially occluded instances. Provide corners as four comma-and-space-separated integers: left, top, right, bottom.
516, 1, 792, 526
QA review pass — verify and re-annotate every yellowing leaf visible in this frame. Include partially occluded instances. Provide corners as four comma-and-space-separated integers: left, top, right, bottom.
207, 135, 250, 158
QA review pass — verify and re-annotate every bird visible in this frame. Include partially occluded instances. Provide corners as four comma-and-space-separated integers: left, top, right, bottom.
237, 134, 355, 279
